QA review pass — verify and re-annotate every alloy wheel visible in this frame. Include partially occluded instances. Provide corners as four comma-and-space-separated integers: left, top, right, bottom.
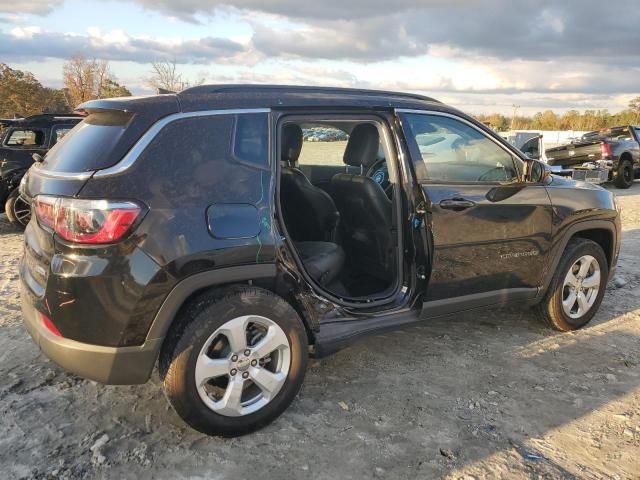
13, 194, 31, 227
194, 315, 291, 417
562, 255, 601, 319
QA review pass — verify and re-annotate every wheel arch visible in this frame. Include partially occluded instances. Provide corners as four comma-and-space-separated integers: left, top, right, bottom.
619, 151, 633, 164
571, 228, 614, 268
540, 220, 617, 298
147, 264, 315, 355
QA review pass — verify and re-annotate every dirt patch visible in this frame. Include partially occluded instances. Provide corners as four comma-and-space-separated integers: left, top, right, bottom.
1, 185, 639, 479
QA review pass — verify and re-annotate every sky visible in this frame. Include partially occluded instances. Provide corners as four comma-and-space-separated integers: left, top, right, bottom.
1, 0, 639, 115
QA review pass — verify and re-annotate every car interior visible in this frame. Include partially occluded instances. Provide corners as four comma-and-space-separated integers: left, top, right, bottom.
278, 119, 399, 300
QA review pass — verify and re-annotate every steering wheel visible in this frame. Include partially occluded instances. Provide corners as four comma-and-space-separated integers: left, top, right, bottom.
477, 166, 509, 182
366, 159, 393, 198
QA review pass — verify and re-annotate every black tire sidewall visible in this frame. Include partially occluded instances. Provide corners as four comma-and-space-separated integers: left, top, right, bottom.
548, 240, 608, 330
163, 287, 308, 436
615, 160, 633, 189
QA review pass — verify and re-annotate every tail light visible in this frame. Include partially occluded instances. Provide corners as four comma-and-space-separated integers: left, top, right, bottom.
34, 196, 143, 244
601, 142, 613, 159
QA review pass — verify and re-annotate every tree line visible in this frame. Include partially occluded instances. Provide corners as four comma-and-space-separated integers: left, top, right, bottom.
0, 58, 195, 118
476, 103, 640, 132
1, 59, 639, 129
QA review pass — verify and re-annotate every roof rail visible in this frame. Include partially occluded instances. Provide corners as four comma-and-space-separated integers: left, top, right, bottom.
24, 113, 84, 121
179, 84, 440, 104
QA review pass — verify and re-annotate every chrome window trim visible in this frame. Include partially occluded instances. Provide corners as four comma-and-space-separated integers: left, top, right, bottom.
33, 108, 271, 180
30, 166, 93, 180
394, 108, 526, 178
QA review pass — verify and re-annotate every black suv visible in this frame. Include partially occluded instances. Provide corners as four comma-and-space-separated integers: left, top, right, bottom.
20, 85, 621, 436
0, 113, 83, 227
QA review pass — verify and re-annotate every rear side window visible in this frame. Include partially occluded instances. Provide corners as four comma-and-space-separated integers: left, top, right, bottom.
43, 111, 133, 172
232, 113, 269, 168
5, 129, 45, 147
104, 112, 270, 208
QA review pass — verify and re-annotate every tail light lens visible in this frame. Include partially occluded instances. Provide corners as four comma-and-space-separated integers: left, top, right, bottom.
34, 196, 143, 244
601, 142, 613, 159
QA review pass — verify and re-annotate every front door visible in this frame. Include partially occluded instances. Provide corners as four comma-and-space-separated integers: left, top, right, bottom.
397, 110, 553, 308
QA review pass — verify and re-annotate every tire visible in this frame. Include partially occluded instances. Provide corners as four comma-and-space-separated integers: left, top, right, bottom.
614, 159, 633, 189
160, 286, 308, 437
536, 238, 608, 331
5, 188, 31, 229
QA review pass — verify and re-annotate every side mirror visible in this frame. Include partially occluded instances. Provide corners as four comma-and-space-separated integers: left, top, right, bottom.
525, 158, 549, 183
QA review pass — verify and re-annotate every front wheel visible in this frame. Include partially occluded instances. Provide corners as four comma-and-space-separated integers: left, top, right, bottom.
614, 159, 633, 189
5, 188, 31, 228
160, 286, 308, 437
536, 238, 608, 331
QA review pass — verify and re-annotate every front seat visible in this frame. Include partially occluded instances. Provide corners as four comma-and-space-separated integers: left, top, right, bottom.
331, 124, 393, 281
279, 124, 340, 242
279, 124, 345, 287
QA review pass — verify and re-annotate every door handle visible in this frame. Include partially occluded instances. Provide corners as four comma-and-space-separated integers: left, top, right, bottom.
439, 198, 476, 211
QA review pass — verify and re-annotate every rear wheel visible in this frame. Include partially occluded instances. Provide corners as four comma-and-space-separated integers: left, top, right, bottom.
614, 159, 633, 189
536, 238, 608, 331
160, 286, 308, 436
5, 188, 31, 228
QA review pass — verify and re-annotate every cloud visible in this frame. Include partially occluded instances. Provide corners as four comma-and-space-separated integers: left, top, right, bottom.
2, 0, 638, 113
0, 0, 62, 15
0, 27, 248, 64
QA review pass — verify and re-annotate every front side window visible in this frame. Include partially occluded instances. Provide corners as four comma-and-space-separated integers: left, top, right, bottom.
5, 129, 45, 147
400, 113, 519, 183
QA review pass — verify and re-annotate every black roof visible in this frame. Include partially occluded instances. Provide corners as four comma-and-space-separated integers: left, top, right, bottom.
78, 84, 444, 118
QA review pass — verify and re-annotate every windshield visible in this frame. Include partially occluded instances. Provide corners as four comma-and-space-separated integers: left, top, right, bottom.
42, 111, 133, 173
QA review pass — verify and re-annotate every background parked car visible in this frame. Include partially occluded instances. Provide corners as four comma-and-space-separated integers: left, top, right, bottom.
545, 125, 640, 188
0, 113, 83, 227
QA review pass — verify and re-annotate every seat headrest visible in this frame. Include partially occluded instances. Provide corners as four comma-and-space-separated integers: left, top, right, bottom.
343, 124, 379, 168
281, 124, 303, 165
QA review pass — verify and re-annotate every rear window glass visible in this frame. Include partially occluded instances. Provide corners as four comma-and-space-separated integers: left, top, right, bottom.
5, 129, 45, 147
42, 111, 133, 172
51, 125, 75, 146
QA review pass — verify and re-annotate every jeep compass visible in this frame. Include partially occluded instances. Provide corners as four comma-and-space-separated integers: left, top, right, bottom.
20, 85, 621, 436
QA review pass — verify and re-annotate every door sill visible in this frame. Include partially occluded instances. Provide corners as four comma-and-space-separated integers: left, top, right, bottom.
422, 287, 538, 318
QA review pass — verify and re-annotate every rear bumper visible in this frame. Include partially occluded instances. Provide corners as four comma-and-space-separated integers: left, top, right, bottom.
21, 280, 161, 385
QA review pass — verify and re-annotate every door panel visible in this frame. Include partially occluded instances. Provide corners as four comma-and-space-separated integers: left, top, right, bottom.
397, 110, 553, 304
422, 183, 552, 301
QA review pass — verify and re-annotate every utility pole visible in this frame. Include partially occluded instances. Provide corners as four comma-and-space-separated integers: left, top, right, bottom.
511, 104, 520, 130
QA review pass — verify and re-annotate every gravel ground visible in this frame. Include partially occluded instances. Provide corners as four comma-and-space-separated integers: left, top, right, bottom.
1, 184, 639, 480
